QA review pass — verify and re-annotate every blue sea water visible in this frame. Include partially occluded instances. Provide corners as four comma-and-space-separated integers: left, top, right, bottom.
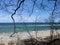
0, 23, 60, 33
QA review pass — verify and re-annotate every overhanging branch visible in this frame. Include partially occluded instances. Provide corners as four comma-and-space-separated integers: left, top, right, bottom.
10, 0, 25, 37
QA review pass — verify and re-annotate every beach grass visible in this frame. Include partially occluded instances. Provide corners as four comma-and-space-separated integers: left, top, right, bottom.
8, 41, 15, 45
0, 43, 5, 45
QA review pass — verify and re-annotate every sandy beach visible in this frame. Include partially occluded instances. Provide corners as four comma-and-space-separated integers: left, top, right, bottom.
0, 30, 60, 45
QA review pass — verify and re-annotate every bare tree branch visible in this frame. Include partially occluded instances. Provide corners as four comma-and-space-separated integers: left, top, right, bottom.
10, 0, 25, 37
29, 0, 36, 16
49, 0, 57, 40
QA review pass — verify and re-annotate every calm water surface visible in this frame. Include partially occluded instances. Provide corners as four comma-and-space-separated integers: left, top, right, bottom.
0, 23, 60, 33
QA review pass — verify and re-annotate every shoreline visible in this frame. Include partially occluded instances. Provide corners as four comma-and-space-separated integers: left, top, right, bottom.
0, 30, 60, 45
0, 30, 60, 39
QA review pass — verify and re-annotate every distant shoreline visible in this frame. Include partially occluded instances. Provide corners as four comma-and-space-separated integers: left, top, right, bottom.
0, 22, 60, 24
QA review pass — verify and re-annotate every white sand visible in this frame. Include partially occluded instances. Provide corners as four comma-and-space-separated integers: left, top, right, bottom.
0, 30, 60, 45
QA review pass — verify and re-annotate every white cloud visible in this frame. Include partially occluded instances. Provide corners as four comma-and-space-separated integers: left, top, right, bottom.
0, 15, 12, 23
0, 15, 38, 23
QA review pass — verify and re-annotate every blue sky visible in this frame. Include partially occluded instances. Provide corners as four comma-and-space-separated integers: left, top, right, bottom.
0, 0, 60, 23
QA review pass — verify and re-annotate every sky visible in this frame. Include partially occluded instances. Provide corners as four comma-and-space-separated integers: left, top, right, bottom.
0, 0, 60, 23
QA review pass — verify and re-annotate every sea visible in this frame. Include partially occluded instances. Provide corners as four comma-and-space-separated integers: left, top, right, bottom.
0, 23, 60, 33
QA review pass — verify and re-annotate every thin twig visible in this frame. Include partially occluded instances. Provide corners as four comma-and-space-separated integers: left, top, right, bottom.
50, 0, 57, 40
